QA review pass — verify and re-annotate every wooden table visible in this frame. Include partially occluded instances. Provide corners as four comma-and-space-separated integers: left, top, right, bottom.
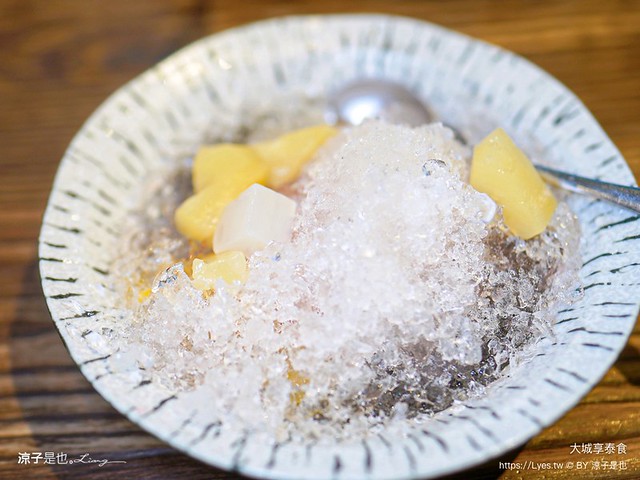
1, 1, 638, 478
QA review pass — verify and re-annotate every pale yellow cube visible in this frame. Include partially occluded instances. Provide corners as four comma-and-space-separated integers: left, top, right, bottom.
470, 128, 557, 239
192, 144, 268, 193
253, 125, 337, 188
191, 251, 248, 290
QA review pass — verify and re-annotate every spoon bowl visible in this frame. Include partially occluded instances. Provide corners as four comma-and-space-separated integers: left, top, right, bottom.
326, 79, 433, 127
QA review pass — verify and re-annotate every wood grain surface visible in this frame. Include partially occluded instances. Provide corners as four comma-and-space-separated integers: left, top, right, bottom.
0, 1, 638, 479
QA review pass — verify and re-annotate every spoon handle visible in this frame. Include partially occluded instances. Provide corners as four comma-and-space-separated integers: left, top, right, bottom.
535, 164, 640, 214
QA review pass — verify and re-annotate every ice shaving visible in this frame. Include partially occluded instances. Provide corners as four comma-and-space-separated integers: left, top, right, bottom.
114, 119, 581, 442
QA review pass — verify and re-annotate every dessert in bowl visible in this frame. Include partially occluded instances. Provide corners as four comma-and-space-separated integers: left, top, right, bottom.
39, 14, 640, 480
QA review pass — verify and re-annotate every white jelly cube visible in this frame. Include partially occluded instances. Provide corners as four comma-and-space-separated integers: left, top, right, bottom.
214, 183, 297, 256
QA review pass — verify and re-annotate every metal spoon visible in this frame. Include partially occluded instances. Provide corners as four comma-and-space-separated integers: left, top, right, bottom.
326, 79, 640, 214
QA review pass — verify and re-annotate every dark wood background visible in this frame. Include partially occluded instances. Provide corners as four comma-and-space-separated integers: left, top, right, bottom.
0, 1, 638, 479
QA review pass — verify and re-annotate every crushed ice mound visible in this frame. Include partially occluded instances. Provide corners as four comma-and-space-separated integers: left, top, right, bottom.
118, 121, 581, 442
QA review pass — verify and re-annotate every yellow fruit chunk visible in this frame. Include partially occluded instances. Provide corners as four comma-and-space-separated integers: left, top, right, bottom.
191, 251, 248, 290
174, 184, 245, 244
192, 144, 268, 193
253, 125, 337, 188
471, 128, 557, 239
137, 287, 151, 303
287, 366, 309, 406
